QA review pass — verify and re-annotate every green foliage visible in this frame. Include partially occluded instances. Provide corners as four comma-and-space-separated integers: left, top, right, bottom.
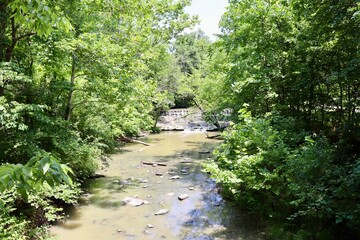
170, 30, 212, 108
0, 183, 81, 240
219, 0, 359, 126
286, 142, 360, 225
205, 109, 360, 238
0, 152, 80, 239
0, 191, 28, 240
0, 153, 73, 205
8, 0, 72, 37
194, 46, 228, 113
204, 0, 360, 237
1, 0, 197, 238
206, 110, 290, 211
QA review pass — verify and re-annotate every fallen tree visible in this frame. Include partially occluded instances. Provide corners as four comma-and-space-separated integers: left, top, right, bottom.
141, 161, 167, 166
118, 136, 151, 146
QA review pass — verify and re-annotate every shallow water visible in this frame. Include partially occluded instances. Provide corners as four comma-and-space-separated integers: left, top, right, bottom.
51, 132, 262, 240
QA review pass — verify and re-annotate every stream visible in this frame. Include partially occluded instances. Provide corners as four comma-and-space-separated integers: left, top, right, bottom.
50, 132, 262, 240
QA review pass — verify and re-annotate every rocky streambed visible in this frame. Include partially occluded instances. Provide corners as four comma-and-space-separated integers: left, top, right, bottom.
156, 108, 230, 131
51, 132, 262, 240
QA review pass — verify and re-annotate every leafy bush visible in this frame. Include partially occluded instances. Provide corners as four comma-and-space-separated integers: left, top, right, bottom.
0, 153, 73, 204
206, 110, 290, 214
0, 183, 81, 240
205, 109, 360, 238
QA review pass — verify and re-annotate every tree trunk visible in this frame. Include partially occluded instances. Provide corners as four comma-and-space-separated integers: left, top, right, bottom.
192, 99, 223, 131
0, 3, 8, 97
64, 53, 76, 121
347, 84, 351, 124
0, 1, 9, 62
4, 15, 17, 62
338, 57, 343, 125
152, 108, 161, 129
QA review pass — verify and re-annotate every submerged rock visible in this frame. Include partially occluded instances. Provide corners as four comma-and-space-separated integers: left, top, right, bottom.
181, 168, 190, 175
123, 197, 146, 206
199, 150, 210, 154
178, 194, 189, 201
180, 158, 192, 163
154, 209, 169, 215
119, 179, 132, 185
169, 175, 180, 180
165, 192, 175, 196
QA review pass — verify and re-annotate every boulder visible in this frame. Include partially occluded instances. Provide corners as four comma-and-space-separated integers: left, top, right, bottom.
178, 194, 189, 201
123, 197, 146, 206
154, 209, 169, 215
169, 175, 180, 180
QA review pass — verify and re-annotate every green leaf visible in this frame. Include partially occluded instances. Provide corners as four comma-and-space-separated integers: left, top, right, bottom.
42, 162, 50, 174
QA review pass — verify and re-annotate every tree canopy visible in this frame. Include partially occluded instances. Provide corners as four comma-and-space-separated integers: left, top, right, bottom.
202, 0, 360, 239
0, 1, 196, 238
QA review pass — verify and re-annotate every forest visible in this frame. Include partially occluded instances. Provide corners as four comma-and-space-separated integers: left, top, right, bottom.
0, 0, 359, 239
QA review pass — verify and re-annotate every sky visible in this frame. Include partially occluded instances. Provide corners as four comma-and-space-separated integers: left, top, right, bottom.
185, 0, 229, 40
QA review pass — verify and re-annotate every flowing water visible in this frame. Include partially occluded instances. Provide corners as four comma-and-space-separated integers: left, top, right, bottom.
51, 132, 262, 240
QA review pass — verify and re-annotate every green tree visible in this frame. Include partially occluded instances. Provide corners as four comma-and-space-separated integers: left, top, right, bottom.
206, 0, 360, 238
0, 0, 71, 95
1, 0, 197, 237
170, 30, 212, 107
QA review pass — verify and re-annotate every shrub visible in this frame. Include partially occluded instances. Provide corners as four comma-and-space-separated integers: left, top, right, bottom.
205, 109, 360, 238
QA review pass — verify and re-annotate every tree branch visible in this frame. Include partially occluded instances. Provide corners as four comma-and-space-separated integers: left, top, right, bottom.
74, 73, 86, 79
14, 32, 36, 41
71, 100, 99, 111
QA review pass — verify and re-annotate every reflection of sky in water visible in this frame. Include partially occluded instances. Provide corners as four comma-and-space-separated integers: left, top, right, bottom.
51, 132, 261, 240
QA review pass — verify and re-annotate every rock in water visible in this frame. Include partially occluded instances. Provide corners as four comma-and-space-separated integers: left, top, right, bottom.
154, 209, 169, 215
178, 194, 189, 201
169, 175, 180, 180
180, 168, 190, 175
123, 197, 146, 206
199, 150, 210, 154
180, 158, 192, 163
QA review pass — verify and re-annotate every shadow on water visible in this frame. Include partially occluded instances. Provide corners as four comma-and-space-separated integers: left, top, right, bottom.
150, 138, 262, 240
58, 222, 83, 230
79, 176, 145, 209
